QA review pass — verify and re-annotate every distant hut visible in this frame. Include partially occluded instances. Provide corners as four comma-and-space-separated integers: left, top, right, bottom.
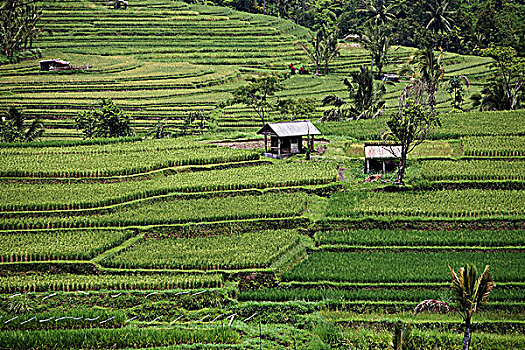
39, 59, 71, 71
364, 142, 401, 174
257, 120, 321, 158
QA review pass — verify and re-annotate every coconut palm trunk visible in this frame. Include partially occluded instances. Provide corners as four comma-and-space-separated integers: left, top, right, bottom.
462, 317, 471, 350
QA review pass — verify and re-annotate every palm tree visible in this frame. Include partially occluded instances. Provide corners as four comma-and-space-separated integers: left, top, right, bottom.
359, 0, 401, 26
321, 66, 386, 121
359, 23, 390, 79
401, 45, 445, 108
321, 28, 339, 75
0, 107, 44, 142
297, 30, 323, 75
414, 264, 495, 350
425, 0, 455, 34
450, 264, 495, 350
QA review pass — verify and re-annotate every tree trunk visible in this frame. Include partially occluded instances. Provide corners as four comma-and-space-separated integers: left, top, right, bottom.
462, 318, 471, 350
395, 149, 407, 184
324, 60, 329, 75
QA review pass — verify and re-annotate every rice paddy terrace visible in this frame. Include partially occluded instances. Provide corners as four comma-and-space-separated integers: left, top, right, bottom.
1, 0, 525, 349
0, 0, 494, 139
1, 128, 525, 348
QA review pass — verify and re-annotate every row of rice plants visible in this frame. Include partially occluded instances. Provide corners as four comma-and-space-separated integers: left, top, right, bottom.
0, 229, 135, 263
313, 229, 525, 247
0, 326, 239, 350
420, 160, 525, 181
316, 110, 525, 140
327, 327, 525, 350
0, 309, 127, 331
0, 147, 260, 178
462, 136, 525, 157
0, 137, 207, 155
104, 229, 300, 270
238, 286, 525, 302
325, 190, 525, 218
0, 136, 142, 149
0, 162, 330, 211
0, 273, 222, 293
281, 251, 525, 283
0, 192, 308, 229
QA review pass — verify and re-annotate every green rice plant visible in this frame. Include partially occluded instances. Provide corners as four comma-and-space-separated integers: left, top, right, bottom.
325, 189, 525, 218
0, 273, 223, 293
0, 326, 239, 349
314, 229, 525, 247
420, 160, 525, 181
104, 229, 300, 270
238, 286, 525, 302
0, 162, 331, 211
0, 309, 127, 331
282, 251, 525, 283
0, 143, 259, 178
0, 192, 308, 230
338, 328, 525, 350
316, 110, 525, 140
0, 229, 135, 262
462, 136, 525, 157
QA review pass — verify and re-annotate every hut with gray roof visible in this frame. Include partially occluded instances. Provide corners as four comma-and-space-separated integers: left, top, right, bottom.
257, 120, 321, 158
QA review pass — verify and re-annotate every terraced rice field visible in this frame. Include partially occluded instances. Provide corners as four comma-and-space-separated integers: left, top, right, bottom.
1, 0, 525, 349
0, 0, 493, 139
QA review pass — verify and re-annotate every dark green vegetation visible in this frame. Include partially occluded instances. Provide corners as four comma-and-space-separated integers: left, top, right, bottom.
1, 0, 525, 349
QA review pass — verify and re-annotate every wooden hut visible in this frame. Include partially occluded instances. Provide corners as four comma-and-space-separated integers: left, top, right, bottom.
364, 142, 402, 174
39, 59, 71, 71
257, 120, 321, 158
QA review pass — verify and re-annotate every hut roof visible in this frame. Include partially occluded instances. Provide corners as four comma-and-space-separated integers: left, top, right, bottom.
257, 120, 321, 137
39, 59, 70, 65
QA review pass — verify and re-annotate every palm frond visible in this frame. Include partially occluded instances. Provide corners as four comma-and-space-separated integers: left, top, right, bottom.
322, 95, 347, 107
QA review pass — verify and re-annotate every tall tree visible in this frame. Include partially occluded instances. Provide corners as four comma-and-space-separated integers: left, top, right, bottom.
321, 65, 387, 121
414, 264, 495, 350
384, 82, 440, 184
0, 107, 44, 142
425, 0, 455, 34
227, 75, 284, 126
